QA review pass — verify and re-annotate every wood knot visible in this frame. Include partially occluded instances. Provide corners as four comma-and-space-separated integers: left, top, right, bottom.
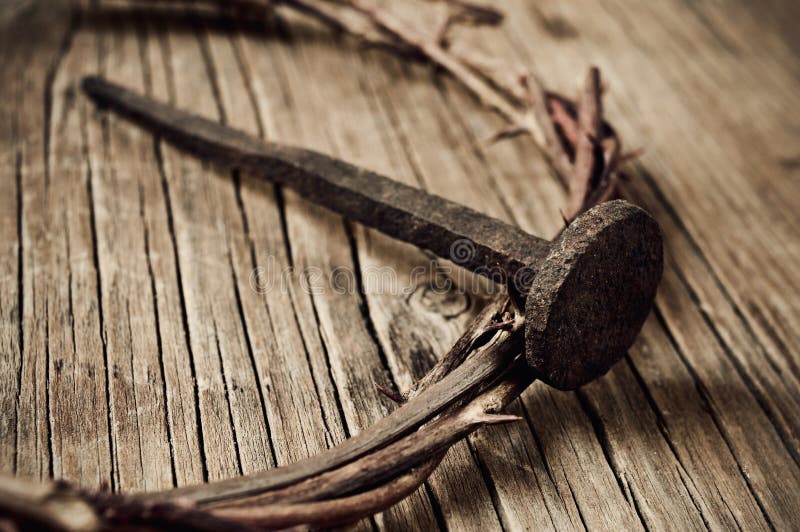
408, 280, 470, 319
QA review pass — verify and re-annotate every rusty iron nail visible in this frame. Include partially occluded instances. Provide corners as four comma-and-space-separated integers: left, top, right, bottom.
82, 76, 663, 390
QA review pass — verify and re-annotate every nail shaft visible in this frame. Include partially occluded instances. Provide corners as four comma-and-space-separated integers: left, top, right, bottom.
83, 77, 549, 287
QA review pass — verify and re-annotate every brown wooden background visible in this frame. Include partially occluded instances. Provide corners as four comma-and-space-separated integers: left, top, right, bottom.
1, 0, 798, 529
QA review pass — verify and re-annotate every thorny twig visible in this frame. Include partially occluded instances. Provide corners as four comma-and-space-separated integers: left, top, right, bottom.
0, 0, 635, 529
280, 0, 625, 218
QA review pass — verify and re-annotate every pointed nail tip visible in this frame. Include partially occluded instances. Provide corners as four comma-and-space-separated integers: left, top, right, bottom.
80, 76, 103, 100
80, 76, 114, 104
80, 75, 99, 92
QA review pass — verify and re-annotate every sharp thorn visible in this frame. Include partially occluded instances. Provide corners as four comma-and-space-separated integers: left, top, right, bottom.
619, 147, 646, 163
481, 413, 524, 425
559, 209, 570, 227
484, 318, 515, 332
587, 132, 602, 147
376, 384, 407, 404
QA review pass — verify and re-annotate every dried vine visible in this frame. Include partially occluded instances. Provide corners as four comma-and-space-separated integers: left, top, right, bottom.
0, 0, 633, 529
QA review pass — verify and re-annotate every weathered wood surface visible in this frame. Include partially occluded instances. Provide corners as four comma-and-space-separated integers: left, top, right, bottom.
1, 0, 798, 529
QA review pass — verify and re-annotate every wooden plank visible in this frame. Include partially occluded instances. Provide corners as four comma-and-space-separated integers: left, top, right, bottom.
199, 22, 375, 531
5, 4, 62, 484
29, 9, 115, 487
1, 4, 44, 482
198, 19, 353, 467
135, 14, 206, 489
0, 9, 28, 477
234, 16, 442, 530
13, 6, 113, 489
144, 14, 274, 481
83, 16, 173, 494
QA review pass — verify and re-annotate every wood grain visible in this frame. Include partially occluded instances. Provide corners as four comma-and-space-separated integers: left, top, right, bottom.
1, 0, 798, 529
